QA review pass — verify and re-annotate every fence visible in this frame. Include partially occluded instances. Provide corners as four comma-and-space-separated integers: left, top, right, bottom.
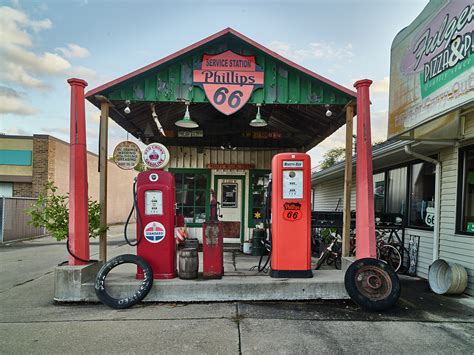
0, 197, 46, 243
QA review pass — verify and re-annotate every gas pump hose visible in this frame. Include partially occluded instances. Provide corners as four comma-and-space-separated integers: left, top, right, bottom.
124, 178, 143, 246
65, 237, 98, 263
257, 180, 272, 273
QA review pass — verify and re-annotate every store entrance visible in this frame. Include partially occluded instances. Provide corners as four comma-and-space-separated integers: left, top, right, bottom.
215, 175, 245, 243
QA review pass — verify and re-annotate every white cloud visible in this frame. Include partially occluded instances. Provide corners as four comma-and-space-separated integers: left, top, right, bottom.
0, 86, 37, 115
56, 43, 90, 59
1, 126, 31, 135
0, 6, 94, 92
371, 76, 390, 94
268, 40, 354, 63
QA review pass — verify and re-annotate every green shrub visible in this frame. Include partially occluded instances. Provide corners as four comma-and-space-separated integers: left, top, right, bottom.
28, 181, 107, 241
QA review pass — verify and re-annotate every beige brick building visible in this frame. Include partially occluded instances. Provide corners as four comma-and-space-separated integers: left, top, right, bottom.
0, 134, 137, 224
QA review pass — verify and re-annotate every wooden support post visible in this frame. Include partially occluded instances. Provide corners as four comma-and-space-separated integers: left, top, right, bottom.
342, 104, 354, 257
98, 98, 109, 261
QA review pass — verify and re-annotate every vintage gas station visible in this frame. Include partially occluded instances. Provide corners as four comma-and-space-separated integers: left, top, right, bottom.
55, 28, 395, 309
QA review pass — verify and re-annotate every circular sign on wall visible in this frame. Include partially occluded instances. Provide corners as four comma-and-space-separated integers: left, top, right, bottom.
143, 221, 166, 243
112, 141, 142, 170
143, 143, 170, 169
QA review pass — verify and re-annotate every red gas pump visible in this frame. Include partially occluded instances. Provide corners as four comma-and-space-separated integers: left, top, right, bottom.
270, 153, 312, 278
202, 189, 224, 279
136, 169, 177, 279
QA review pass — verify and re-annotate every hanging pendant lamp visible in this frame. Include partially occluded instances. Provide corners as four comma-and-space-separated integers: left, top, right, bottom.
175, 102, 199, 128
249, 104, 267, 127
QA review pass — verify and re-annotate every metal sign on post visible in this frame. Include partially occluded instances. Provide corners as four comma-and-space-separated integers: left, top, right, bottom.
193, 50, 264, 115
142, 143, 170, 169
112, 141, 142, 170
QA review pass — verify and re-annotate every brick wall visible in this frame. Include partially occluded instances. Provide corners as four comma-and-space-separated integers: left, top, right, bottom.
31, 135, 55, 197
12, 182, 33, 197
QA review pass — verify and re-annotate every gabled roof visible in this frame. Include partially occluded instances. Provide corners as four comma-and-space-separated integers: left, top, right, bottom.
85, 28, 357, 149
86, 27, 356, 99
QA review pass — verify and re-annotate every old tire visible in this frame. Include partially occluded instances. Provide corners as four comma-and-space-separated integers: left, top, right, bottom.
344, 258, 400, 311
95, 254, 153, 309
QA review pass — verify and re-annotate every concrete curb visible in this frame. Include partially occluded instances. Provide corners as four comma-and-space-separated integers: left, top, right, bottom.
59, 271, 349, 303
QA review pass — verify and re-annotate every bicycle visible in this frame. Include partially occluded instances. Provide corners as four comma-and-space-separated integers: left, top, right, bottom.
350, 230, 402, 272
314, 232, 342, 270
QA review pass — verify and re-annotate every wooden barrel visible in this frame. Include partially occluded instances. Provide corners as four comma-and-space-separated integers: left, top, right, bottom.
179, 248, 199, 280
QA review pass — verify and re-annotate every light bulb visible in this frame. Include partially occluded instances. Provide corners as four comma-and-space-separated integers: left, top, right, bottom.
124, 106, 131, 114
325, 109, 332, 117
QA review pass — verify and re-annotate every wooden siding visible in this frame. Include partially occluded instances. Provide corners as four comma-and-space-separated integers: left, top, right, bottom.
404, 228, 433, 280
438, 143, 474, 296
313, 173, 356, 212
167, 147, 292, 169
464, 110, 474, 137
168, 147, 296, 243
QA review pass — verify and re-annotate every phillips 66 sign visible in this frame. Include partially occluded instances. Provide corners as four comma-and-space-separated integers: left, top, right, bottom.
193, 50, 264, 115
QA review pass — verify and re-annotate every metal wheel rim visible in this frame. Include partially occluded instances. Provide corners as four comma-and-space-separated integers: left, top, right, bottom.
355, 265, 393, 300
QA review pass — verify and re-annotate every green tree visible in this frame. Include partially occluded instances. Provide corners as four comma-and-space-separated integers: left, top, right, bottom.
319, 147, 346, 170
28, 181, 107, 241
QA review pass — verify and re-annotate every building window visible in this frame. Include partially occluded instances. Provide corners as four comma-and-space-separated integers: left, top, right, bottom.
172, 169, 210, 226
373, 172, 385, 213
409, 162, 436, 228
387, 167, 407, 215
248, 170, 270, 227
373, 167, 407, 216
458, 147, 474, 234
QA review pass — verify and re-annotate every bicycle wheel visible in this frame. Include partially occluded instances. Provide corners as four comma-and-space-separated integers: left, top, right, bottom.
377, 244, 401, 272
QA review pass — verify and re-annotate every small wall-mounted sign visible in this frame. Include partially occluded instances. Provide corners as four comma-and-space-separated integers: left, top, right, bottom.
143, 143, 170, 169
241, 131, 283, 139
222, 183, 238, 208
207, 163, 255, 170
112, 141, 142, 170
193, 50, 264, 115
467, 222, 474, 233
425, 207, 435, 227
178, 130, 204, 138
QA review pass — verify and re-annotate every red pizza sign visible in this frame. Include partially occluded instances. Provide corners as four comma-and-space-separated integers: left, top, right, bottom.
193, 50, 264, 115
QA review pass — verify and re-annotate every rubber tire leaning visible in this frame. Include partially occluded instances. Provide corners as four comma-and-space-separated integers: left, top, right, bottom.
95, 254, 153, 309
344, 258, 401, 311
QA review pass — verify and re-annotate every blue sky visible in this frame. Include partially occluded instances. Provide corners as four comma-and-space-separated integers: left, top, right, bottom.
0, 0, 427, 164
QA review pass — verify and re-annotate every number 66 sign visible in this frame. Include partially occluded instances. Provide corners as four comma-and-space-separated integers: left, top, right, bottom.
193, 50, 264, 115
425, 207, 435, 227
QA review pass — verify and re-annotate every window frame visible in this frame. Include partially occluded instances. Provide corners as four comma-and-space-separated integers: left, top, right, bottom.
372, 158, 438, 231
248, 169, 271, 228
406, 160, 436, 231
456, 144, 474, 236
169, 168, 211, 227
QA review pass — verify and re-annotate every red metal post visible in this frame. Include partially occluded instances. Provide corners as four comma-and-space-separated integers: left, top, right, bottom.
67, 78, 90, 265
353, 79, 377, 259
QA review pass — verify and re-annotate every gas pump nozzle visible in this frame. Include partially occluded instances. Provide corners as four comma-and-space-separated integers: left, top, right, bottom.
210, 189, 218, 221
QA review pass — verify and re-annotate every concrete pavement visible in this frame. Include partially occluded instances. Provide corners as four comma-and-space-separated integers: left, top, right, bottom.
1, 227, 473, 354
